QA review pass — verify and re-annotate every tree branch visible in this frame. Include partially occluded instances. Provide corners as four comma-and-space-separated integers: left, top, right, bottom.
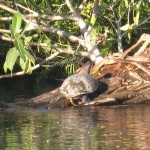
16, 3, 77, 21
0, 35, 12, 42
25, 21, 85, 46
30, 42, 93, 59
0, 3, 18, 14
0, 29, 10, 33
0, 3, 86, 46
0, 16, 12, 21
79, 0, 87, 11
0, 1, 103, 64
65, 0, 76, 13
25, 13, 77, 21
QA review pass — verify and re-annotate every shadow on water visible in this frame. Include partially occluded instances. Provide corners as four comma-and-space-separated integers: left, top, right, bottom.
0, 77, 150, 150
0, 76, 61, 103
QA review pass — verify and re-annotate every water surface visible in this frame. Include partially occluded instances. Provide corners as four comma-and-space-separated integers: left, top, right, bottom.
0, 78, 150, 150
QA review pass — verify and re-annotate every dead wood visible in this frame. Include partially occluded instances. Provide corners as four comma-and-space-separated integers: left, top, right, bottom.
17, 33, 150, 108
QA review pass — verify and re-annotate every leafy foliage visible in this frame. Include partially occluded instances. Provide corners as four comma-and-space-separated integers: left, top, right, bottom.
3, 13, 35, 74
0, 0, 149, 77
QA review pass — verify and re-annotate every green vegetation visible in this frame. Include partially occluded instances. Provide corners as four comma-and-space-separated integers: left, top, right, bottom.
0, 0, 149, 78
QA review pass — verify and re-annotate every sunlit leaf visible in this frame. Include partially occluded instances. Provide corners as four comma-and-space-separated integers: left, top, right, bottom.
90, 14, 97, 26
24, 36, 33, 46
134, 11, 140, 25
24, 59, 32, 74
124, 0, 128, 8
3, 61, 8, 73
24, 59, 30, 73
19, 57, 25, 71
128, 33, 131, 40
3, 47, 19, 73
120, 24, 130, 31
12, 13, 22, 35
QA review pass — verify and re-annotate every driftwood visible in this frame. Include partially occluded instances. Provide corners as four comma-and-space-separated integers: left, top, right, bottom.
14, 33, 150, 108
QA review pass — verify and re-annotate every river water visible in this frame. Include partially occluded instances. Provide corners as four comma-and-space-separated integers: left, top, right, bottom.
0, 77, 150, 150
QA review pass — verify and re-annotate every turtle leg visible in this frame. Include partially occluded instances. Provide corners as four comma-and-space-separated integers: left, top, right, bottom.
81, 95, 90, 104
69, 97, 78, 107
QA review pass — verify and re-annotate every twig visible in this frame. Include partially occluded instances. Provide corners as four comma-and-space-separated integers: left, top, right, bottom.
84, 98, 116, 106
130, 61, 150, 76
79, 0, 87, 11
128, 71, 144, 81
134, 40, 150, 57
0, 16, 12, 21
0, 3, 18, 14
0, 29, 10, 33
0, 35, 13, 42
121, 35, 142, 59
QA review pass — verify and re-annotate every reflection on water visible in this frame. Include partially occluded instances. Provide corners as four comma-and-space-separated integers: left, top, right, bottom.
0, 105, 150, 150
0, 78, 150, 150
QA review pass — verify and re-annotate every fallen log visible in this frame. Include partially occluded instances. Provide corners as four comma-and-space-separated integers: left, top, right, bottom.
16, 33, 150, 108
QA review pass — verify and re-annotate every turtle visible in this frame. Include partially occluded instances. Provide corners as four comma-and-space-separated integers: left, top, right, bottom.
58, 73, 99, 106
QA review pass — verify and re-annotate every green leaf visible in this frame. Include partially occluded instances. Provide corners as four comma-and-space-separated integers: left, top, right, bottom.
10, 25, 15, 39
134, 10, 140, 25
90, 14, 97, 26
24, 59, 30, 73
128, 33, 131, 40
24, 36, 33, 46
3, 47, 19, 73
19, 57, 25, 71
124, 0, 128, 8
26, 51, 35, 64
15, 39, 26, 61
12, 13, 22, 35
3, 61, 8, 73
19, 57, 33, 73
24, 59, 32, 74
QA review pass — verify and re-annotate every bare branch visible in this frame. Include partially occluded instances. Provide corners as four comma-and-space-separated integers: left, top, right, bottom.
0, 3, 18, 14
0, 16, 12, 21
30, 41, 103, 63
104, 16, 117, 33
30, 42, 92, 59
16, 3, 77, 21
25, 21, 85, 46
0, 35, 13, 42
79, 0, 87, 11
51, 46, 90, 57
65, 0, 89, 40
65, 0, 76, 13
25, 13, 77, 21
0, 3, 85, 46
0, 29, 10, 33
16, 3, 37, 14
93, 0, 99, 15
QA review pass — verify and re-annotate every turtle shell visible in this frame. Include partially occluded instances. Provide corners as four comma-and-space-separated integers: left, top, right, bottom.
59, 73, 99, 98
